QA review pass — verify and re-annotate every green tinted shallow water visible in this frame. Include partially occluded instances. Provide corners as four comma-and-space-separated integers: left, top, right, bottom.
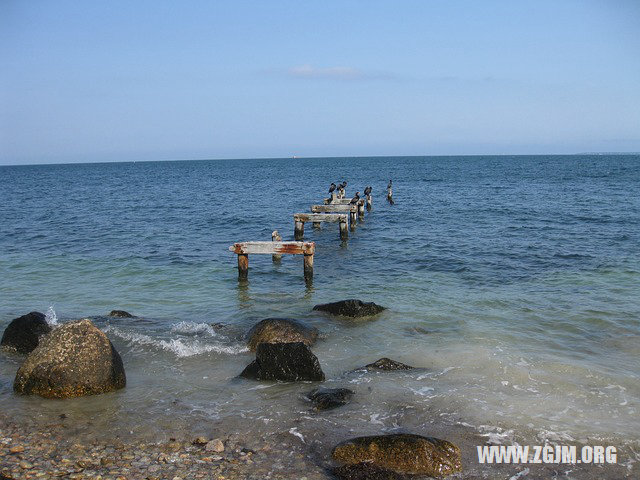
0, 156, 639, 469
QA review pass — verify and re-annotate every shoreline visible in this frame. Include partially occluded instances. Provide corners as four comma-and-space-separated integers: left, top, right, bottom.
1, 412, 636, 479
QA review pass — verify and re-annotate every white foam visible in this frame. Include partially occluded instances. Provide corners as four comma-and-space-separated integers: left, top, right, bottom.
103, 326, 247, 357
45, 305, 58, 326
170, 321, 219, 337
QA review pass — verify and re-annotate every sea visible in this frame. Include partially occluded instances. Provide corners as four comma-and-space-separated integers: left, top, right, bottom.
1, 155, 639, 476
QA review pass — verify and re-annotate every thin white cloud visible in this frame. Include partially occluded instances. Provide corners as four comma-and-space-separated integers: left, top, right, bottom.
288, 64, 362, 79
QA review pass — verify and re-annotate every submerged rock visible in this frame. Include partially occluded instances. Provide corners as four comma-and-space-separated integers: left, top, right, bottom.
332, 462, 412, 480
312, 299, 385, 318
246, 318, 318, 352
332, 433, 461, 476
359, 358, 414, 371
1, 312, 51, 354
14, 319, 126, 398
108, 310, 136, 318
307, 387, 354, 411
240, 342, 325, 382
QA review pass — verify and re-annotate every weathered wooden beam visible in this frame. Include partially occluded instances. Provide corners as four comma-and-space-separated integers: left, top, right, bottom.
303, 253, 313, 280
311, 204, 357, 213
237, 254, 249, 280
366, 194, 372, 210
323, 198, 366, 206
271, 230, 282, 262
294, 220, 304, 240
229, 241, 315, 255
293, 213, 348, 223
230, 241, 316, 281
293, 213, 348, 240
340, 220, 348, 240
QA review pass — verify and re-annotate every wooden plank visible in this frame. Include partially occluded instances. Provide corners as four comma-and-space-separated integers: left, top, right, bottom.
323, 198, 365, 206
229, 241, 315, 255
311, 204, 357, 213
293, 213, 348, 223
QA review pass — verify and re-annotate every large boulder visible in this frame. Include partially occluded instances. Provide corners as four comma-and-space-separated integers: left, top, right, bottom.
1, 312, 51, 354
332, 434, 461, 477
312, 299, 385, 318
246, 318, 318, 352
332, 462, 411, 480
14, 319, 126, 398
240, 342, 325, 382
108, 310, 136, 318
307, 387, 354, 411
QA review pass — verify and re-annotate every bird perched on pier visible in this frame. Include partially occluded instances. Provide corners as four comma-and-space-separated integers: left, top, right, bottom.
350, 192, 360, 204
329, 183, 336, 194
387, 179, 392, 190
364, 186, 372, 196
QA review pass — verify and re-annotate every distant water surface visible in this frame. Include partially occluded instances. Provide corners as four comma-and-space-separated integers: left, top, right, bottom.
1, 155, 639, 472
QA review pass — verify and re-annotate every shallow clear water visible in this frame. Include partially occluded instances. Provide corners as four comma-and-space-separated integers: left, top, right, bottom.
1, 156, 639, 464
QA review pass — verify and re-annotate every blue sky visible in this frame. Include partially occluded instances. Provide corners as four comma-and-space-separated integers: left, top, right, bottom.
1, 0, 639, 164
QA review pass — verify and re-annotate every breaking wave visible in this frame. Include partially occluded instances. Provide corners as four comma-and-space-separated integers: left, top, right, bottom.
103, 325, 247, 357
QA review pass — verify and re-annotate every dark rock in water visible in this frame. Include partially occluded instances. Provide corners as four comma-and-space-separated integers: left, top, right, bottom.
312, 299, 385, 318
361, 358, 414, 371
108, 310, 136, 318
332, 433, 462, 476
404, 326, 431, 336
247, 318, 319, 352
14, 319, 126, 398
1, 312, 51, 354
307, 387, 354, 411
240, 342, 325, 382
332, 462, 412, 480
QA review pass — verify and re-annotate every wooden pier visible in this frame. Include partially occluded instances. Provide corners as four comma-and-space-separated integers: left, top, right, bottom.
229, 241, 315, 280
293, 213, 348, 240
311, 204, 358, 229
229, 181, 388, 283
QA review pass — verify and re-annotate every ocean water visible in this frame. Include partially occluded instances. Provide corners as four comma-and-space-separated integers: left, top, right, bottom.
1, 155, 639, 473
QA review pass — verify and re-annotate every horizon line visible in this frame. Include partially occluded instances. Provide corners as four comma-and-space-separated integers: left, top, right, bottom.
1, 151, 639, 167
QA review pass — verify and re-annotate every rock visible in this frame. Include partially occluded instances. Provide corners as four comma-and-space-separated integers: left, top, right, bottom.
312, 299, 385, 318
246, 318, 318, 352
332, 462, 411, 480
9, 445, 24, 454
240, 342, 325, 382
359, 358, 414, 371
307, 387, 354, 411
332, 434, 461, 476
205, 439, 224, 453
1, 312, 51, 354
192, 437, 208, 446
108, 310, 135, 318
13, 319, 126, 398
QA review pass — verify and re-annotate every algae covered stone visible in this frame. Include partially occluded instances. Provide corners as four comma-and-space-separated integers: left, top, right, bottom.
312, 299, 385, 318
246, 318, 318, 352
240, 342, 325, 382
14, 319, 126, 398
332, 433, 461, 477
1, 312, 51, 354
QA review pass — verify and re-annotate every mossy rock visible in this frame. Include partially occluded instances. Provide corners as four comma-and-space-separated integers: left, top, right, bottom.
14, 319, 126, 398
246, 318, 318, 352
1, 312, 51, 354
332, 433, 461, 477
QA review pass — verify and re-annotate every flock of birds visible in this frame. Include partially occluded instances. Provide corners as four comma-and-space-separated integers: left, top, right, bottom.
326, 180, 391, 204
